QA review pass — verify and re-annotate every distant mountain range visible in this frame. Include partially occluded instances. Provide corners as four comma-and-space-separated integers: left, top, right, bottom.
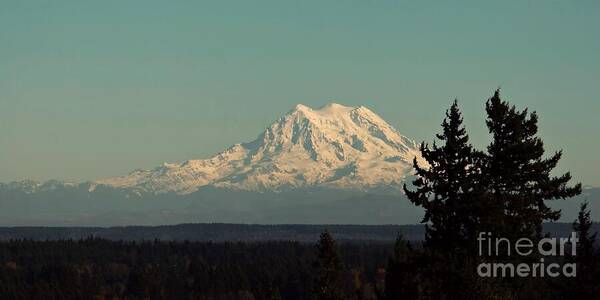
0, 104, 596, 226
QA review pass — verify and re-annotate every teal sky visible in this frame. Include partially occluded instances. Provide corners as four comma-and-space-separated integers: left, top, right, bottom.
1, 0, 599, 186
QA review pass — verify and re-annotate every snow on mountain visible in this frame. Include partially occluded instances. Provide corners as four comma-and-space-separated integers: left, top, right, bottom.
94, 103, 424, 194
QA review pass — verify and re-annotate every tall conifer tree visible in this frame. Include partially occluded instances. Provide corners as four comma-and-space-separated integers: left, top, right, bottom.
483, 89, 581, 240
404, 100, 477, 252
384, 235, 419, 299
568, 201, 599, 297
312, 230, 346, 300
573, 201, 597, 262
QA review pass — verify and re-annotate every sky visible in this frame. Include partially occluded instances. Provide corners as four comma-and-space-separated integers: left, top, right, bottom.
1, 0, 599, 186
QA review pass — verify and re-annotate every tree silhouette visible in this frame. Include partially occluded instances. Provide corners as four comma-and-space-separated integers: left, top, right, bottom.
574, 201, 597, 260
563, 201, 600, 298
384, 235, 420, 299
312, 230, 346, 300
404, 100, 478, 253
482, 89, 582, 241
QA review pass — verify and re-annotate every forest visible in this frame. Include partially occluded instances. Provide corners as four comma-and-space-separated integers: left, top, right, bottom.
0, 237, 391, 299
1, 90, 598, 299
0, 222, 597, 299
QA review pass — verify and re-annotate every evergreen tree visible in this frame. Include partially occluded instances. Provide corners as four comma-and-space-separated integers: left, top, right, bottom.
404, 100, 477, 253
573, 201, 597, 260
482, 89, 581, 241
566, 201, 599, 298
384, 235, 419, 300
312, 230, 346, 300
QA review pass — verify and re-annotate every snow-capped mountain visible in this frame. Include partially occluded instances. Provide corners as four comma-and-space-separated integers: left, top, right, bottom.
94, 103, 424, 194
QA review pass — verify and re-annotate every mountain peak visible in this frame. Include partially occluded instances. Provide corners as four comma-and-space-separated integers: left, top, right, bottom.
290, 103, 356, 115
291, 103, 311, 112
95, 102, 423, 194
317, 102, 351, 110
320, 102, 344, 108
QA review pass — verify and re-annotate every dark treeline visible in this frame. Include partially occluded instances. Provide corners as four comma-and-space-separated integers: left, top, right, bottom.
0, 226, 597, 299
0, 224, 425, 242
0, 238, 393, 300
2, 223, 596, 242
